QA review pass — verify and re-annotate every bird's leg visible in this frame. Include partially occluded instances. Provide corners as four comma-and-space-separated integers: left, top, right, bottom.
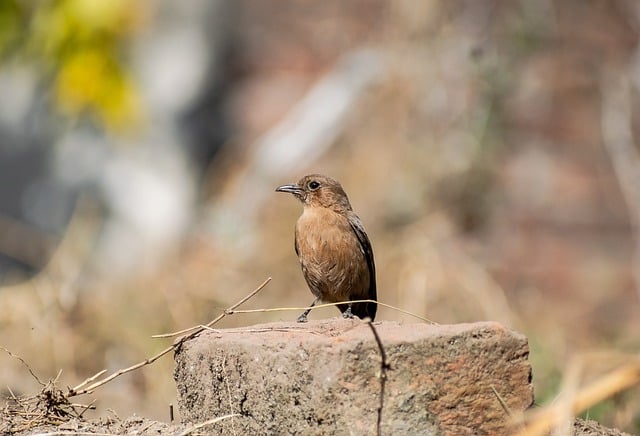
297, 297, 319, 323
342, 302, 355, 319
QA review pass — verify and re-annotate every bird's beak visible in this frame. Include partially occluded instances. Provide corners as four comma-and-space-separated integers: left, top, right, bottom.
275, 183, 303, 195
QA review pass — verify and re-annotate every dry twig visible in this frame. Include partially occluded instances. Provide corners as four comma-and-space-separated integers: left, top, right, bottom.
67, 277, 272, 397
1, 375, 96, 434
152, 277, 273, 338
367, 321, 390, 436
1, 346, 45, 386
219, 299, 438, 325
178, 413, 240, 436
490, 385, 511, 417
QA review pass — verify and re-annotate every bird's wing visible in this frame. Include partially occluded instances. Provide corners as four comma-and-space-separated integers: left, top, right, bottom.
347, 213, 377, 301
294, 227, 300, 257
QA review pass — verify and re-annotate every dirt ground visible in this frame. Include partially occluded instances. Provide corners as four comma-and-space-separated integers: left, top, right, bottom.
7, 416, 185, 436
8, 417, 633, 436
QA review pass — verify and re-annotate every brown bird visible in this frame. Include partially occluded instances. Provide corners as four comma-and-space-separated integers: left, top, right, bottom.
276, 174, 377, 322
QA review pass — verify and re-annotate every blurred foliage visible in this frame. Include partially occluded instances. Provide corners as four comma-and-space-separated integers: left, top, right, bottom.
0, 0, 145, 132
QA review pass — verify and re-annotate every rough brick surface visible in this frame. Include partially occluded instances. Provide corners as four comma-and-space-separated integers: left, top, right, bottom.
174, 319, 534, 435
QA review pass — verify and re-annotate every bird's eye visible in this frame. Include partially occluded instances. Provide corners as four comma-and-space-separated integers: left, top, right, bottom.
308, 181, 321, 191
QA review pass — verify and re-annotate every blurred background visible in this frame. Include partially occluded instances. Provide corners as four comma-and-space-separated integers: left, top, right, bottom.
0, 0, 639, 432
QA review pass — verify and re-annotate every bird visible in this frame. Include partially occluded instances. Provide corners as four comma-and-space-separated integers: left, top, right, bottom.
276, 174, 377, 322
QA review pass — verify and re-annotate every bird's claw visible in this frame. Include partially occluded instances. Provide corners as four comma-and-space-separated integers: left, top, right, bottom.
342, 305, 355, 319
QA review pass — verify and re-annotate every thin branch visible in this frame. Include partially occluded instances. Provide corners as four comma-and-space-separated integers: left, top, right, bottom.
178, 414, 240, 436
490, 385, 511, 416
367, 321, 390, 436
152, 277, 273, 338
223, 299, 438, 325
30, 432, 117, 436
73, 399, 97, 418
70, 370, 107, 393
52, 370, 63, 384
6, 385, 20, 403
67, 346, 172, 397
0, 346, 45, 386
67, 278, 272, 398
221, 356, 238, 436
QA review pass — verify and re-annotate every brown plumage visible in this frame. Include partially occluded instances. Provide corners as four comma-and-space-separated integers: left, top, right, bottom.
276, 174, 377, 322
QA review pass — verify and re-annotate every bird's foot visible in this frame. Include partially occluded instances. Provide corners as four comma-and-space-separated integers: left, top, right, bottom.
297, 298, 317, 323
342, 304, 355, 319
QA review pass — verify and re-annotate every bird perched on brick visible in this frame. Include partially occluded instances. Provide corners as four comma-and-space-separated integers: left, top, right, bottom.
276, 174, 377, 322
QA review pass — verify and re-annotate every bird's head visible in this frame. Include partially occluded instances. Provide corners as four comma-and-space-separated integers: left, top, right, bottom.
276, 174, 352, 212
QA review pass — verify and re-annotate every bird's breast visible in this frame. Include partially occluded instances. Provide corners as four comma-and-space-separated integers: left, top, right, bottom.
294, 206, 369, 301
296, 207, 356, 256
